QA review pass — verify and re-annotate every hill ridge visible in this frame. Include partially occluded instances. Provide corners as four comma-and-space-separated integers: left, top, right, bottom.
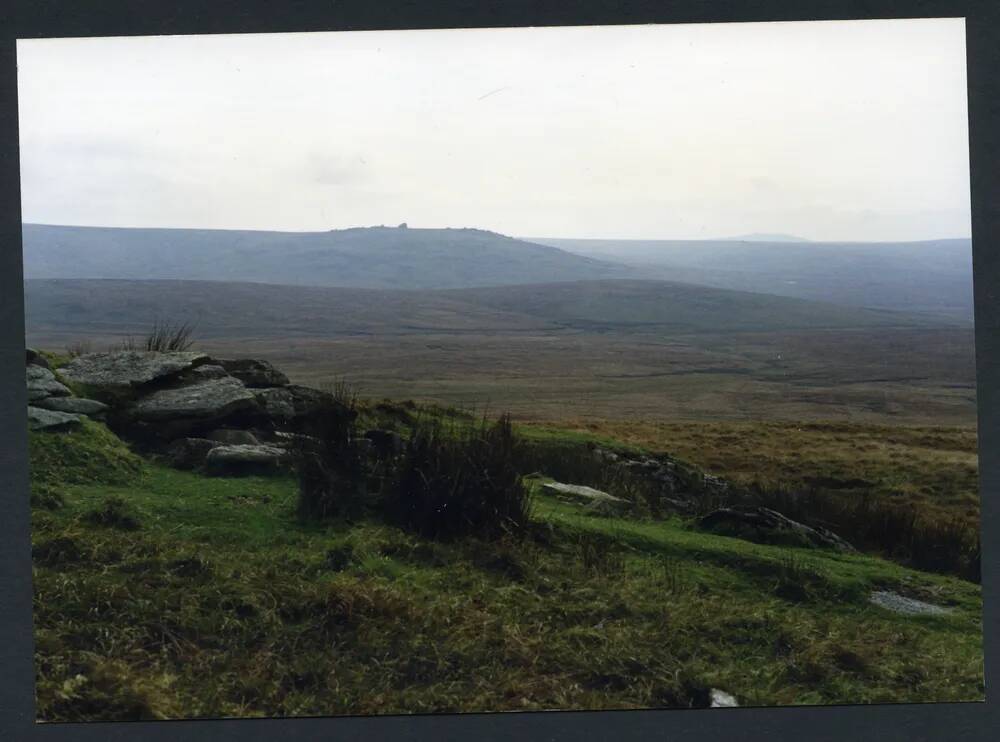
21, 223, 630, 291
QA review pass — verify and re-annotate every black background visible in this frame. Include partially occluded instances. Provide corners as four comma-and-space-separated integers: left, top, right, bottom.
1, 2, 997, 740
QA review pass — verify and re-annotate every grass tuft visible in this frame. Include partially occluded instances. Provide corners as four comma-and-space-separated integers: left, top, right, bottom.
384, 413, 532, 541
84, 496, 142, 531
117, 319, 197, 353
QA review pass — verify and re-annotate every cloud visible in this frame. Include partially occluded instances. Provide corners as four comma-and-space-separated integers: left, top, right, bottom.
16, 20, 971, 240
303, 153, 370, 187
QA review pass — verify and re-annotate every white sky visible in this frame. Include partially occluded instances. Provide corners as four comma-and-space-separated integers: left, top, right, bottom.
17, 19, 971, 241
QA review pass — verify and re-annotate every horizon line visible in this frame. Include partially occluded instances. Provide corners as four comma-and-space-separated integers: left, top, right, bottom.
20, 221, 973, 245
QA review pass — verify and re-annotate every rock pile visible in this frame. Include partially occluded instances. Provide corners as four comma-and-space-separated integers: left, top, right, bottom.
27, 349, 359, 476
590, 445, 727, 513
25, 349, 108, 431
698, 506, 856, 552
588, 444, 854, 551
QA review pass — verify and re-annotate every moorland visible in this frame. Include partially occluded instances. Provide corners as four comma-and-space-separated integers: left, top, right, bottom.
23, 223, 983, 718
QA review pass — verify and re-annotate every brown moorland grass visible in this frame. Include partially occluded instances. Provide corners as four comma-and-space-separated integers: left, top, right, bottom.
527, 419, 979, 523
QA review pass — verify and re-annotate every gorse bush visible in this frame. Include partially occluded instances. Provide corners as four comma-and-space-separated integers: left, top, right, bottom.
384, 414, 532, 541
118, 319, 197, 353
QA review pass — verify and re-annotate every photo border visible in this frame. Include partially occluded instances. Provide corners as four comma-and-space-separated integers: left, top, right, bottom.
2, 2, 997, 740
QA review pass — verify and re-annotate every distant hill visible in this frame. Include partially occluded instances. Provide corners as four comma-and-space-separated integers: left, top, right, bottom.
24, 277, 948, 345
723, 233, 811, 242
21, 224, 633, 290
443, 279, 945, 333
527, 237, 974, 321
21, 223, 974, 321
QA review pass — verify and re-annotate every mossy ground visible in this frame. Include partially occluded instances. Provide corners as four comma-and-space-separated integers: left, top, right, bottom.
29, 418, 983, 721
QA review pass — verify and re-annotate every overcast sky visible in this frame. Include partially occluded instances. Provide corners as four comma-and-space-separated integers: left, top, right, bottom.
17, 19, 970, 241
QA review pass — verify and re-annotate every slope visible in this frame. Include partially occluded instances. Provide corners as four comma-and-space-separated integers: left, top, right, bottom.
528, 237, 974, 321
23, 277, 946, 342
21, 223, 633, 290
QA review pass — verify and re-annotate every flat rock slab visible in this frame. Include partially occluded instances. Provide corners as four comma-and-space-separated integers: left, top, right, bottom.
254, 385, 349, 425
28, 406, 82, 431
188, 364, 230, 381
26, 365, 58, 383
255, 387, 296, 420
869, 590, 953, 617
699, 507, 855, 553
270, 431, 322, 449
131, 377, 257, 421
60, 351, 209, 393
28, 388, 55, 402
166, 437, 221, 470
34, 396, 108, 415
541, 481, 627, 505
709, 689, 739, 708
208, 428, 260, 446
26, 365, 72, 399
218, 358, 289, 388
204, 444, 288, 475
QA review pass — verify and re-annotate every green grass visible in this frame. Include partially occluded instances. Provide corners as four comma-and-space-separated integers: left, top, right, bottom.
31, 423, 984, 720
29, 418, 145, 490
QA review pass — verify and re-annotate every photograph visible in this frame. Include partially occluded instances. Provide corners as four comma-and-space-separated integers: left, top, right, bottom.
16, 18, 983, 722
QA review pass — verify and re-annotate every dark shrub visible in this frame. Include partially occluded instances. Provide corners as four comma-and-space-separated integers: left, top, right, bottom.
291, 390, 367, 521
384, 414, 532, 541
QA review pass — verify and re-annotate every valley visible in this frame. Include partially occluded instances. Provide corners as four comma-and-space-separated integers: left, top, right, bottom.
24, 276, 977, 426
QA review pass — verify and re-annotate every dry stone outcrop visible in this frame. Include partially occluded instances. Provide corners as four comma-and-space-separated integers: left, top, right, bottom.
217, 358, 290, 388
130, 377, 258, 422
24, 351, 104, 429
28, 406, 82, 432
698, 506, 856, 552
27, 348, 347, 476
59, 350, 210, 396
